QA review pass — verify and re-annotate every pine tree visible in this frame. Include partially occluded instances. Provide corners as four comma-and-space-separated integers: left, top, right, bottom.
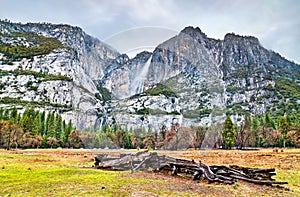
16, 113, 21, 124
112, 124, 120, 132
31, 115, 39, 136
10, 107, 18, 122
102, 124, 112, 133
47, 112, 55, 138
123, 132, 132, 149
264, 113, 276, 129
279, 116, 289, 147
60, 127, 66, 148
3, 109, 10, 120
38, 111, 45, 135
21, 108, 34, 133
257, 135, 263, 147
0, 108, 3, 119
262, 113, 276, 147
45, 112, 50, 135
251, 115, 259, 146
41, 134, 47, 148
252, 115, 259, 131
64, 120, 72, 144
55, 114, 62, 139
62, 120, 66, 140
222, 116, 235, 149
62, 120, 66, 132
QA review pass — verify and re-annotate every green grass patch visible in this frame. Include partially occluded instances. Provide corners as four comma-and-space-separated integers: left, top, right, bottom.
0, 152, 201, 197
275, 169, 300, 195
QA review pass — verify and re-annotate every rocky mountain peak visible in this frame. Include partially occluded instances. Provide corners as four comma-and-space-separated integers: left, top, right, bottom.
180, 26, 207, 39
178, 26, 214, 49
224, 33, 260, 45
221, 32, 268, 67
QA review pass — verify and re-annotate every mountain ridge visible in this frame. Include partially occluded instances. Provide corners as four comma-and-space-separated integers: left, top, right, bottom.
103, 26, 300, 128
0, 20, 299, 130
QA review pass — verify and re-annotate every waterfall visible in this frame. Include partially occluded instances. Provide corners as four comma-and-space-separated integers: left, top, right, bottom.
99, 117, 104, 132
94, 116, 105, 132
130, 55, 152, 95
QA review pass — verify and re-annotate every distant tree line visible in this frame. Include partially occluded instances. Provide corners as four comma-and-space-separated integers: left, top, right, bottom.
80, 112, 299, 150
0, 107, 299, 150
80, 122, 209, 150
222, 113, 300, 149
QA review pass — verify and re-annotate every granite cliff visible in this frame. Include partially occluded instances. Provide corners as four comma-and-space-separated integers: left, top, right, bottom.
1, 21, 299, 130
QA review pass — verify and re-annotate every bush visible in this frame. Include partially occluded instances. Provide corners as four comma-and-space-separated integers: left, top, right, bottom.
136, 108, 150, 115
145, 83, 177, 98
96, 84, 112, 102
183, 110, 199, 119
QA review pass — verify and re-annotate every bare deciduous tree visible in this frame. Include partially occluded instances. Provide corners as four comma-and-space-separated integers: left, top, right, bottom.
0, 120, 24, 150
191, 126, 208, 149
163, 124, 194, 150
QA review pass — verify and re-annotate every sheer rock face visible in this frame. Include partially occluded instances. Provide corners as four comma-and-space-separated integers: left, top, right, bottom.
104, 26, 299, 128
101, 51, 152, 99
0, 21, 119, 129
1, 21, 299, 129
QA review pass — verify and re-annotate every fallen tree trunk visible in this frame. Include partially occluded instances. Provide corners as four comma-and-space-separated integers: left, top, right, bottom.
94, 151, 288, 186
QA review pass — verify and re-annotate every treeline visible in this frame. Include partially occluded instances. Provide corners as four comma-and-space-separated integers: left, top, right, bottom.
0, 107, 82, 150
0, 107, 299, 150
81, 112, 300, 150
80, 123, 207, 150
223, 113, 300, 149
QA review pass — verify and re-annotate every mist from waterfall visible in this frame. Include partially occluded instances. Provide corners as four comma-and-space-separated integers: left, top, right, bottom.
130, 55, 152, 95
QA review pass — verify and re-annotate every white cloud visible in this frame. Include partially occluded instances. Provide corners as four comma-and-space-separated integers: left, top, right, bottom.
125, 0, 174, 21
0, 0, 299, 63
104, 26, 178, 55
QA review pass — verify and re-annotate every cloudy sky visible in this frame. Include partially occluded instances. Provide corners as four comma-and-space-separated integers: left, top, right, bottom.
0, 0, 299, 63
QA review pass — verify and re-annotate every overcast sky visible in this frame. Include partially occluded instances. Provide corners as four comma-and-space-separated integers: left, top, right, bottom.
0, 0, 299, 63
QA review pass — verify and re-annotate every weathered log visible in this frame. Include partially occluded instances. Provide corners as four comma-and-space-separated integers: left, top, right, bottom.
210, 165, 251, 179
197, 162, 235, 184
230, 174, 288, 185
192, 170, 203, 180
94, 152, 287, 186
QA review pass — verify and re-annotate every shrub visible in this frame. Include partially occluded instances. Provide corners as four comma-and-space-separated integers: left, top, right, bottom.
96, 84, 112, 102
136, 108, 150, 115
145, 83, 177, 98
